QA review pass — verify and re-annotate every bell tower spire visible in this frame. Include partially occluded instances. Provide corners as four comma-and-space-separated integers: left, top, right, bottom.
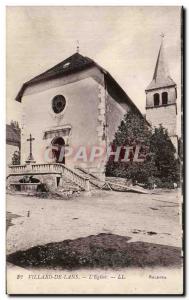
145, 36, 178, 153
147, 34, 175, 91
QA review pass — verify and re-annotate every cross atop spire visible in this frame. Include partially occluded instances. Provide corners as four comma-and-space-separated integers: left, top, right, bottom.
146, 36, 176, 91
76, 40, 79, 53
152, 36, 168, 80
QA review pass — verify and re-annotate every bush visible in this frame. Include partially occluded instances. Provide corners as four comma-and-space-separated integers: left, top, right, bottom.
106, 112, 180, 188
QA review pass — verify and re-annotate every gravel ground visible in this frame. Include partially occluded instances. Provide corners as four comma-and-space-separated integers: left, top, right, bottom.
6, 189, 182, 257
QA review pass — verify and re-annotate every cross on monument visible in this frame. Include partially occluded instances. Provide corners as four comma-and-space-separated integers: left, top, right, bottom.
26, 133, 35, 162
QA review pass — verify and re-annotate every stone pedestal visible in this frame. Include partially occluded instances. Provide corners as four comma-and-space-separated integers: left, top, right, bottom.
25, 160, 36, 171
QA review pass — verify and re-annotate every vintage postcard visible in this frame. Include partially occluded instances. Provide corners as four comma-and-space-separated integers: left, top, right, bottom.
6, 6, 184, 295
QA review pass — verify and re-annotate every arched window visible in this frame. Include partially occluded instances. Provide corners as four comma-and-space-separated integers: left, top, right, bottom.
162, 92, 168, 105
154, 93, 160, 106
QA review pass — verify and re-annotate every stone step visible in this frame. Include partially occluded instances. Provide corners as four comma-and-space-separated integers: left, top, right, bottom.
58, 175, 82, 192
74, 167, 102, 190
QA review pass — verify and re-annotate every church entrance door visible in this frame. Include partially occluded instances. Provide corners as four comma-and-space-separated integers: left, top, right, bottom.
51, 137, 65, 164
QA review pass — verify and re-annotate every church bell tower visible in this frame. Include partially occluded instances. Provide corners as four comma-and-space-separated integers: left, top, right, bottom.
145, 36, 178, 152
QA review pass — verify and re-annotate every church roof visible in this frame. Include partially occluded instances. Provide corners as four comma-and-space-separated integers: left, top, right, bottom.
6, 124, 20, 146
15, 52, 143, 118
16, 53, 94, 102
26, 53, 94, 86
146, 39, 176, 91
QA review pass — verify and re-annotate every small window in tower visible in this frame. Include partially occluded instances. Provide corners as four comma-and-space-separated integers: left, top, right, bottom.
154, 93, 160, 106
162, 92, 168, 105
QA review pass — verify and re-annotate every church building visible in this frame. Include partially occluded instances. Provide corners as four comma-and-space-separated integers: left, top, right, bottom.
16, 51, 143, 179
145, 37, 178, 152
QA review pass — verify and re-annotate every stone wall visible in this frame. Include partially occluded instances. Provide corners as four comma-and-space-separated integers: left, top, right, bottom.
146, 104, 177, 137
146, 86, 177, 108
106, 94, 128, 144
170, 136, 178, 154
21, 67, 104, 173
7, 173, 59, 190
20, 66, 136, 179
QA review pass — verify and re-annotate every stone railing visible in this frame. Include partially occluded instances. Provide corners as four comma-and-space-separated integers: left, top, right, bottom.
8, 164, 27, 173
9, 163, 90, 191
31, 163, 63, 173
60, 164, 90, 191
30, 163, 90, 190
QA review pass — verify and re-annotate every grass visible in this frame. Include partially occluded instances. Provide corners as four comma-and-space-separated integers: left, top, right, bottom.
7, 233, 182, 269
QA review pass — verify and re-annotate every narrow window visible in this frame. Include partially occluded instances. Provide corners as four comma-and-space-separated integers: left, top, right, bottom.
154, 93, 160, 106
162, 92, 168, 105
175, 88, 177, 99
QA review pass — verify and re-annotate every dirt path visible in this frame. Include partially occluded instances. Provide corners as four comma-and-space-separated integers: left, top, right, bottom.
6, 190, 182, 255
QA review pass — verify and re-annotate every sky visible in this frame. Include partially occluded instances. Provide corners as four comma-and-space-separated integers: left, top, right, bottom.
6, 6, 182, 125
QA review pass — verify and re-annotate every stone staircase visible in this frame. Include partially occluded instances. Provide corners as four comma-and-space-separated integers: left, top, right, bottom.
75, 167, 105, 190
7, 163, 151, 195
58, 175, 83, 193
7, 163, 101, 193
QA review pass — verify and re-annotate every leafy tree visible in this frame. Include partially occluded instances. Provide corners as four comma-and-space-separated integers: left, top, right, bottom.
106, 111, 156, 185
150, 125, 180, 184
113, 110, 151, 147
12, 150, 20, 165
10, 120, 20, 131
106, 111, 180, 188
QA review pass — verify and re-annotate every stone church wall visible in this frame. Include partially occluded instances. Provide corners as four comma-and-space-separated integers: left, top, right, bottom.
20, 66, 136, 178
146, 86, 177, 108
21, 67, 107, 177
170, 136, 178, 153
146, 104, 177, 137
106, 95, 128, 144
